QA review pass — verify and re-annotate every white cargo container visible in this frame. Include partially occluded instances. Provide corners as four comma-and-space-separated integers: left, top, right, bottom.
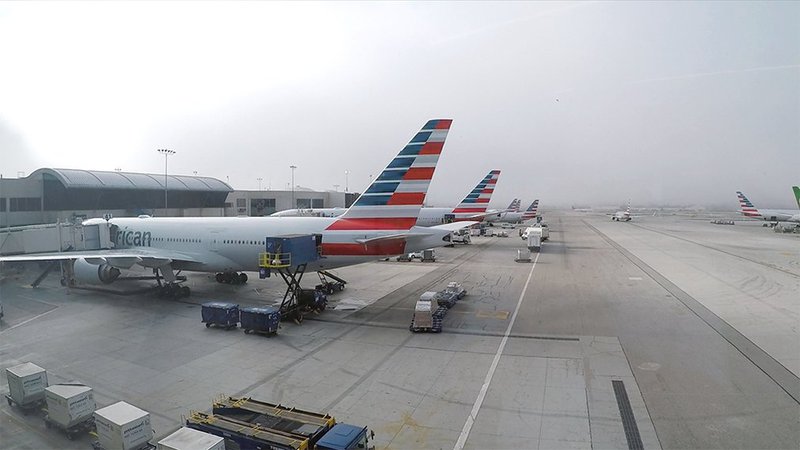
157, 427, 225, 450
6, 362, 48, 407
94, 401, 152, 450
45, 384, 95, 428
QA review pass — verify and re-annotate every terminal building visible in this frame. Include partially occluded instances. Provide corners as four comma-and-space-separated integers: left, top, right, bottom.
0, 168, 353, 228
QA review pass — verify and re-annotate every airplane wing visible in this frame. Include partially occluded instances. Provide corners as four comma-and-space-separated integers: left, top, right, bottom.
430, 221, 479, 231
0, 247, 204, 269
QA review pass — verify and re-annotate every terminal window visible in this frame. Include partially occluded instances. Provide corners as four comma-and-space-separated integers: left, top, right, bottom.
311, 198, 324, 208
251, 198, 276, 216
9, 197, 41, 212
0, 198, 5, 212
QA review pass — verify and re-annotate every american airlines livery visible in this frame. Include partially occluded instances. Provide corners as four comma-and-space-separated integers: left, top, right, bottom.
736, 190, 800, 223
0, 119, 474, 297
274, 170, 505, 227
502, 199, 539, 224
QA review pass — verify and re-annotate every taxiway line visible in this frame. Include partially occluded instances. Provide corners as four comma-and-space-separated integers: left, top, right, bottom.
453, 251, 540, 450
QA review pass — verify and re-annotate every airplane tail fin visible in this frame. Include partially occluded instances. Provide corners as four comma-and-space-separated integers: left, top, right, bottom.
736, 191, 762, 218
793, 186, 800, 210
522, 199, 539, 221
327, 119, 452, 231
452, 170, 501, 214
507, 198, 521, 212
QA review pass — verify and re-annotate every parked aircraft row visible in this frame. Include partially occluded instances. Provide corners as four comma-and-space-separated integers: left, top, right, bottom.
736, 189, 800, 224
0, 119, 485, 296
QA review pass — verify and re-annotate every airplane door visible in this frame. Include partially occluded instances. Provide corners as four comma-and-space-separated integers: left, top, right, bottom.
210, 231, 221, 252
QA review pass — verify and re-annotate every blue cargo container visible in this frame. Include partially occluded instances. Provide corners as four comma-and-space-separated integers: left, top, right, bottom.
240, 306, 280, 336
264, 235, 320, 266
201, 302, 240, 330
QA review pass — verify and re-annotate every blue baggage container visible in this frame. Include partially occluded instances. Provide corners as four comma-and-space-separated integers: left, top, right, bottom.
264, 235, 320, 266
201, 302, 240, 330
240, 306, 280, 336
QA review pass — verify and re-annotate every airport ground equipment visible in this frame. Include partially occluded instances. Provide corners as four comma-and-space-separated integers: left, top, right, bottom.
316, 270, 346, 295
410, 292, 446, 333
515, 249, 532, 263
156, 426, 224, 450
443, 282, 467, 300
710, 219, 735, 225
396, 249, 435, 262
258, 235, 327, 324
43, 383, 96, 440
93, 401, 154, 450
5, 362, 48, 414
451, 230, 471, 244
213, 396, 335, 445
205, 396, 374, 450
201, 302, 240, 330
240, 306, 281, 336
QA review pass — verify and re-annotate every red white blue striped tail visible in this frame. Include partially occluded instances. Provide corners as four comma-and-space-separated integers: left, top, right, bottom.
736, 191, 762, 218
521, 199, 539, 220
452, 170, 501, 214
327, 119, 452, 231
507, 199, 521, 212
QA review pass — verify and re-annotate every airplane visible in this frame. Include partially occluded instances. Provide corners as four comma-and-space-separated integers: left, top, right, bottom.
496, 199, 539, 224
610, 201, 632, 221
413, 170, 504, 226
272, 170, 506, 227
736, 190, 800, 224
0, 119, 474, 298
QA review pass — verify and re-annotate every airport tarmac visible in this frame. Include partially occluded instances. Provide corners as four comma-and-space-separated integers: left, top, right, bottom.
1, 212, 798, 449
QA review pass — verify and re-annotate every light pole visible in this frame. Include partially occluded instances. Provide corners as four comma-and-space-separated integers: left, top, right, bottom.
157, 149, 176, 211
289, 165, 297, 207
257, 177, 263, 191
344, 169, 349, 193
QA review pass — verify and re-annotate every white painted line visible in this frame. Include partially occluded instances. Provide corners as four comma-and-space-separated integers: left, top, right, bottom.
0, 308, 59, 335
453, 251, 540, 450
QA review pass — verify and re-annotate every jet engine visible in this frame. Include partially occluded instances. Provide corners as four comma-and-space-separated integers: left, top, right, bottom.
72, 258, 121, 284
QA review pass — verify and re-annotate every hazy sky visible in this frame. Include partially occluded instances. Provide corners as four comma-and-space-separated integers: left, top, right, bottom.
1, 1, 798, 209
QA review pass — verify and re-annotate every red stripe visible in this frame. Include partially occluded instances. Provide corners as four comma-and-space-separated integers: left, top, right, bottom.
453, 208, 487, 213
481, 188, 494, 194
486, 180, 497, 184
404, 167, 434, 180
321, 241, 406, 256
475, 198, 490, 203
419, 142, 444, 155
387, 192, 425, 205
435, 119, 452, 129
326, 217, 417, 230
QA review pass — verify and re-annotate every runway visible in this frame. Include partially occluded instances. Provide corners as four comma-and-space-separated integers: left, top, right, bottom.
1, 212, 798, 449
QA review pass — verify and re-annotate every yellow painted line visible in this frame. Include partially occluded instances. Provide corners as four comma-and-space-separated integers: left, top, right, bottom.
475, 310, 510, 320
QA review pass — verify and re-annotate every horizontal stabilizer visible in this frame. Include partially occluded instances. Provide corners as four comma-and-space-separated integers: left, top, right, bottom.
430, 221, 479, 231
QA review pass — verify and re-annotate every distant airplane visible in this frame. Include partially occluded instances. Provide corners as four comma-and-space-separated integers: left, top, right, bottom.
736, 190, 800, 224
497, 199, 539, 224
0, 119, 475, 297
610, 201, 633, 222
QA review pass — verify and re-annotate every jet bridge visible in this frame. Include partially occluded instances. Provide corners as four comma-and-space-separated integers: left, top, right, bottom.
258, 234, 326, 323
0, 220, 114, 256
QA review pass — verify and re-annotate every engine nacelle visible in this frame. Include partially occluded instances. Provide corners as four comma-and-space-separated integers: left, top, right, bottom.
72, 258, 121, 285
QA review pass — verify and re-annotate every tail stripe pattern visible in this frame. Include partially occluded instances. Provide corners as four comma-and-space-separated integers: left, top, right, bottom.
737, 191, 762, 217
522, 199, 539, 220
452, 170, 501, 214
327, 119, 452, 231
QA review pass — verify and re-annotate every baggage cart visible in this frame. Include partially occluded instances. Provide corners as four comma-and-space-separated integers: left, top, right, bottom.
5, 362, 48, 414
44, 414, 95, 440
201, 302, 240, 330
240, 306, 281, 336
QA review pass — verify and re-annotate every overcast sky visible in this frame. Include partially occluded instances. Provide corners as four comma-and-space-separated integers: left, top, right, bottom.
1, 1, 798, 209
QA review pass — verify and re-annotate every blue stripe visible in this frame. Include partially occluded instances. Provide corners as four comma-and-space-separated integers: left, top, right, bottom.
377, 170, 407, 181
366, 182, 400, 194
410, 132, 432, 143
423, 120, 440, 130
398, 144, 423, 156
387, 157, 414, 168
354, 194, 391, 206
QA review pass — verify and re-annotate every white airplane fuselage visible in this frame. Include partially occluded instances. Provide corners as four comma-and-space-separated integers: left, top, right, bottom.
107, 216, 449, 273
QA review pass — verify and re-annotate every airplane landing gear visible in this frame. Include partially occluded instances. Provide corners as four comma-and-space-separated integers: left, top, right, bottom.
157, 283, 191, 299
215, 272, 248, 285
